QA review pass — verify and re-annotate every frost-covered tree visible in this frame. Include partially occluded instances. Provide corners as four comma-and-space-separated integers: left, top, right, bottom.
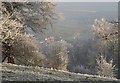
96, 55, 116, 78
92, 18, 118, 51
0, 1, 56, 32
40, 36, 70, 70
0, 15, 46, 66
0, 1, 57, 65
92, 18, 118, 65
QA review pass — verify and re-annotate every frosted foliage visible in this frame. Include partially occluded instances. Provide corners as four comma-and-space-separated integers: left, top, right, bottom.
40, 37, 69, 70
0, 2, 56, 32
0, 1, 56, 66
96, 55, 115, 78
11, 34, 46, 66
92, 18, 118, 43
0, 17, 23, 45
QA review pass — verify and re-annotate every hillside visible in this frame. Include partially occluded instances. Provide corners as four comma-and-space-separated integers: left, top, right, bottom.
1, 63, 119, 82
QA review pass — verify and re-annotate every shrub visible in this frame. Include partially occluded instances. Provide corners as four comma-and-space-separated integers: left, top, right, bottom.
40, 37, 69, 70
96, 55, 116, 78
10, 33, 46, 66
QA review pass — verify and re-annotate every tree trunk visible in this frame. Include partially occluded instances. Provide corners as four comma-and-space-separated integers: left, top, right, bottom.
2, 42, 14, 64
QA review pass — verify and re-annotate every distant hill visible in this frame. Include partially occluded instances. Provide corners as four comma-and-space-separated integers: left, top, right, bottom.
41, 2, 118, 40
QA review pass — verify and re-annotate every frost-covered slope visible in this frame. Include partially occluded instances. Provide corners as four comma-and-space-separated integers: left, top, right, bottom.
1, 63, 119, 81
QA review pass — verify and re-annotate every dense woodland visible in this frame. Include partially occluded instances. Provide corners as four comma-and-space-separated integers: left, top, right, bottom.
0, 1, 119, 79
